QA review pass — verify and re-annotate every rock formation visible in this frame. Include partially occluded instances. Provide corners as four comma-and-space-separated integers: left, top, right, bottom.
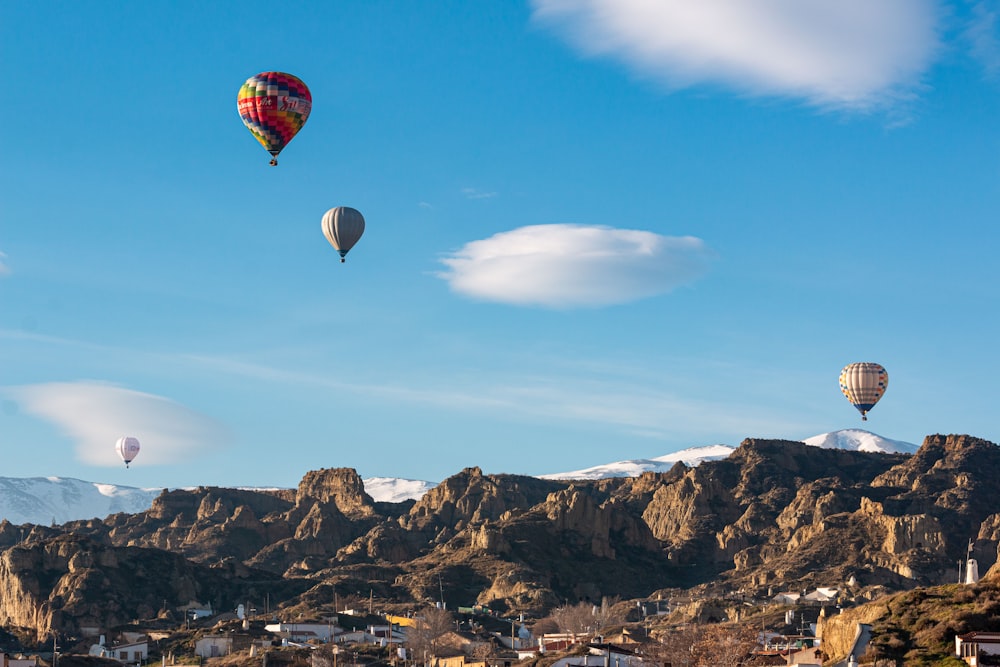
1, 433, 998, 638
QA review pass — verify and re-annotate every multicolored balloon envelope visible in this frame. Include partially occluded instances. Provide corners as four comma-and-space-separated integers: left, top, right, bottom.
839, 362, 888, 421
322, 207, 366, 262
115, 435, 141, 468
237, 72, 312, 165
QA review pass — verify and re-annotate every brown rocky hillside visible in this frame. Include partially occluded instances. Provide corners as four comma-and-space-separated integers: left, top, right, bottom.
1, 434, 998, 641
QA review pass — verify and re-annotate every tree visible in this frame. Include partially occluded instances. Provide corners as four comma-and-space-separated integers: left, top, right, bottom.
648, 625, 702, 667
406, 607, 454, 660
593, 596, 626, 630
552, 602, 598, 636
690, 624, 758, 667
532, 616, 559, 636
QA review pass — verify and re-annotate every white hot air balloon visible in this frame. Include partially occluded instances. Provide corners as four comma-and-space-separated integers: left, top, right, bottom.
115, 436, 141, 468
321, 206, 365, 262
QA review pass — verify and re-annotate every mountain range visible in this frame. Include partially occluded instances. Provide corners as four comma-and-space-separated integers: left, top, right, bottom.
1, 430, 997, 643
0, 429, 914, 526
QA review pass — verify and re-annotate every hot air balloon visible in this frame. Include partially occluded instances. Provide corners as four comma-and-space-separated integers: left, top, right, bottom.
839, 362, 888, 421
322, 207, 365, 262
115, 436, 141, 468
237, 72, 312, 166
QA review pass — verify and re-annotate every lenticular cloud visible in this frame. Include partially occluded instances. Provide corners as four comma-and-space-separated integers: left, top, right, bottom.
531, 0, 940, 109
437, 224, 713, 308
9, 381, 229, 466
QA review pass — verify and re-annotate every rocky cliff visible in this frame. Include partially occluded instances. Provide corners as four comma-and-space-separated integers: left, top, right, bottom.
0, 533, 309, 642
2, 435, 998, 639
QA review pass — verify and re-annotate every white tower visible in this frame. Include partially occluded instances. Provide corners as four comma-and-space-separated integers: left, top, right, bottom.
966, 559, 980, 584
965, 539, 979, 584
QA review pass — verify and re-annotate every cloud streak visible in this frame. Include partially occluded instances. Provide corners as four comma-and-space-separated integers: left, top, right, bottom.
531, 0, 941, 110
183, 354, 811, 444
6, 382, 230, 466
965, 1, 1000, 77
0, 251, 10, 276
462, 187, 498, 200
436, 223, 713, 307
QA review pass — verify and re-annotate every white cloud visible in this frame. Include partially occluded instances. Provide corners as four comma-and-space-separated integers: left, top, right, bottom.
0, 251, 10, 276
462, 187, 498, 200
531, 0, 941, 109
965, 1, 1000, 77
6, 381, 230, 466
436, 223, 713, 307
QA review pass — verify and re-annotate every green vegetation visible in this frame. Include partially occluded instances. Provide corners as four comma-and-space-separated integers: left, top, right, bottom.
862, 582, 1000, 666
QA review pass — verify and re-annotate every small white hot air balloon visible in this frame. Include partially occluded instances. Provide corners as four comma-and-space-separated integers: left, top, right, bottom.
115, 436, 141, 468
321, 206, 365, 262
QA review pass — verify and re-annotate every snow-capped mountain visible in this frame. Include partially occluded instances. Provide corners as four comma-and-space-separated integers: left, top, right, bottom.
0, 476, 163, 527
538, 444, 735, 480
802, 428, 919, 454
363, 477, 437, 503
0, 430, 918, 526
0, 476, 436, 527
538, 429, 918, 480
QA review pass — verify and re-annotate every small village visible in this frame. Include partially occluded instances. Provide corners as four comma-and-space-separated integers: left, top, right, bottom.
2, 572, 998, 667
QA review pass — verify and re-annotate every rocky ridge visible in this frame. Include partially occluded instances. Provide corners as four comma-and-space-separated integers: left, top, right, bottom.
1, 434, 998, 642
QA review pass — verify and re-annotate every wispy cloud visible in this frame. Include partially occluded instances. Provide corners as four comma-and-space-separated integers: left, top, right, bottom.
531, 0, 941, 110
965, 0, 1000, 77
182, 354, 810, 443
5, 381, 230, 466
436, 223, 713, 307
462, 187, 498, 200
0, 251, 10, 276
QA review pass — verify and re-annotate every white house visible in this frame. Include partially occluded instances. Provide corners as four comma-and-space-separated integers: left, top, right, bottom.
803, 588, 839, 603
195, 636, 232, 658
494, 625, 533, 651
101, 641, 149, 664
369, 625, 408, 646
264, 622, 338, 643
956, 631, 1000, 665
784, 647, 824, 666
542, 644, 642, 667
336, 630, 379, 644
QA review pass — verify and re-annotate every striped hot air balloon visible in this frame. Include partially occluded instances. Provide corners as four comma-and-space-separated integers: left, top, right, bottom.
322, 207, 366, 262
839, 362, 888, 421
237, 72, 312, 166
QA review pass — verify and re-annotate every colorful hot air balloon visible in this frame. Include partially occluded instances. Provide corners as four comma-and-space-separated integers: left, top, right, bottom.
237, 72, 312, 166
115, 436, 141, 468
839, 362, 888, 421
322, 207, 366, 262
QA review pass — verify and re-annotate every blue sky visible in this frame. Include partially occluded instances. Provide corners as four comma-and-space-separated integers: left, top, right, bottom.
2, 1, 998, 490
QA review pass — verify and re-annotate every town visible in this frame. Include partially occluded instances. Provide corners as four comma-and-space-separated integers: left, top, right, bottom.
3, 573, 999, 667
